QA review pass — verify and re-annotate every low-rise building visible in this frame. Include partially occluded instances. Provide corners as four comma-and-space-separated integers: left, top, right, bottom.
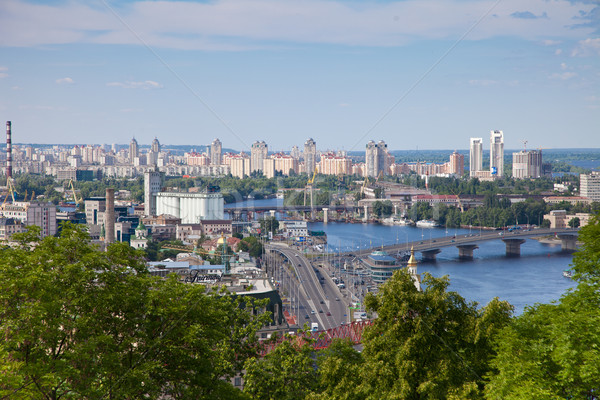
0, 218, 25, 240
544, 210, 591, 228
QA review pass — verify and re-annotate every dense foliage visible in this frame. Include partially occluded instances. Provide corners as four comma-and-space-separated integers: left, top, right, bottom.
486, 214, 600, 399
0, 224, 269, 399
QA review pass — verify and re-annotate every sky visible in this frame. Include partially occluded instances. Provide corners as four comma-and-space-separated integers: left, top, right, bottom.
0, 0, 599, 153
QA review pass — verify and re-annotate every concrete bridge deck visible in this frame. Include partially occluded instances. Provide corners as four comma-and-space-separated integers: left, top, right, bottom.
344, 227, 579, 260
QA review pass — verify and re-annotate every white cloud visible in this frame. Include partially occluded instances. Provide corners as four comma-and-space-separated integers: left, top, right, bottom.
542, 39, 562, 46
0, 0, 596, 50
555, 49, 562, 55
0, 66, 7, 78
560, 63, 567, 70
107, 80, 163, 89
571, 38, 600, 57
549, 71, 577, 80
56, 77, 74, 84
468, 79, 498, 86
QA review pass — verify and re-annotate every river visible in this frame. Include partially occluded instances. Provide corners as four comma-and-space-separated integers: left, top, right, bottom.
227, 198, 577, 314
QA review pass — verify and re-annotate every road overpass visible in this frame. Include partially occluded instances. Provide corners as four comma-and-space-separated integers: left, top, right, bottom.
265, 243, 349, 330
344, 227, 579, 261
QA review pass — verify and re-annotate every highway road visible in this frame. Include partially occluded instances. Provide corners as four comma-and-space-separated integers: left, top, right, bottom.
267, 244, 349, 331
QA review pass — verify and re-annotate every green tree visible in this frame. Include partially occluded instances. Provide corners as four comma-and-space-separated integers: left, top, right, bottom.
260, 216, 280, 236
568, 216, 580, 228
486, 214, 600, 399
307, 339, 364, 400
244, 338, 317, 400
0, 224, 268, 399
359, 270, 513, 399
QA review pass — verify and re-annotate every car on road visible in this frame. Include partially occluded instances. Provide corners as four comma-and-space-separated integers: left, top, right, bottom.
320, 300, 324, 304
305, 314, 309, 319
335, 297, 339, 301
311, 310, 316, 315
326, 312, 331, 316
319, 310, 323, 313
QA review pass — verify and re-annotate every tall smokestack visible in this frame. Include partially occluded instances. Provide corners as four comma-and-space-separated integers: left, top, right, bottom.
6, 121, 12, 180
105, 188, 115, 246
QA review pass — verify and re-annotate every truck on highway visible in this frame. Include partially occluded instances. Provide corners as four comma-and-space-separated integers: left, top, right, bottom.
311, 322, 319, 332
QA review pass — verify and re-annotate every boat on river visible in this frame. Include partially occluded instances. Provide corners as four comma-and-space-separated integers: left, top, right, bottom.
416, 220, 440, 228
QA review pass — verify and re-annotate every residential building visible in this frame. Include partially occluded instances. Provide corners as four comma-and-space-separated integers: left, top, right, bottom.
129, 137, 139, 163
185, 152, 210, 166
365, 140, 388, 178
580, 172, 600, 202
512, 150, 543, 179
544, 210, 591, 229
210, 138, 222, 166
449, 151, 464, 176
0, 201, 57, 238
263, 153, 299, 178
304, 138, 317, 175
224, 152, 251, 178
318, 153, 352, 175
469, 138, 483, 177
0, 217, 25, 240
250, 141, 268, 173
490, 130, 504, 177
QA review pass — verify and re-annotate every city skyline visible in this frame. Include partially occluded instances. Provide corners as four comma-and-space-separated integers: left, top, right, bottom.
0, 0, 598, 150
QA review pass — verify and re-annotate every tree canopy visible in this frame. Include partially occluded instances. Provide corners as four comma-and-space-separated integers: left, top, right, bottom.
0, 224, 269, 399
486, 214, 600, 399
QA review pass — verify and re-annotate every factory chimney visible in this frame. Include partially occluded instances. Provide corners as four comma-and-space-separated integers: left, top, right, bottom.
105, 188, 115, 246
6, 121, 12, 180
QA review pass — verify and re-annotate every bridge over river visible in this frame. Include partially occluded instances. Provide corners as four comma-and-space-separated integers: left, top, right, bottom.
342, 227, 580, 261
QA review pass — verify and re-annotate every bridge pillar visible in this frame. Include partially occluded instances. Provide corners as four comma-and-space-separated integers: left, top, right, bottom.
363, 205, 369, 222
323, 208, 329, 224
557, 234, 578, 252
421, 249, 441, 262
502, 238, 526, 257
457, 244, 478, 260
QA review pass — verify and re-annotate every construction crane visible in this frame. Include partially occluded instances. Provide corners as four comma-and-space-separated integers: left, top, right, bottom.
1, 178, 17, 207
68, 179, 82, 205
522, 140, 528, 151
304, 167, 318, 209
360, 177, 368, 196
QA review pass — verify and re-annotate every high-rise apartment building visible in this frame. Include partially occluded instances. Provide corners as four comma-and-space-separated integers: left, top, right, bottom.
318, 153, 352, 175
144, 169, 164, 217
129, 138, 139, 163
224, 152, 250, 178
304, 138, 317, 175
148, 137, 161, 166
263, 153, 299, 178
580, 172, 600, 202
210, 138, 222, 166
449, 151, 464, 176
290, 145, 301, 160
151, 137, 161, 153
365, 140, 388, 177
469, 138, 483, 177
251, 141, 268, 173
490, 130, 504, 177
512, 150, 542, 179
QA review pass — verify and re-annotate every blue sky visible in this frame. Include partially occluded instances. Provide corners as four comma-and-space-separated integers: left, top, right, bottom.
0, 0, 598, 152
